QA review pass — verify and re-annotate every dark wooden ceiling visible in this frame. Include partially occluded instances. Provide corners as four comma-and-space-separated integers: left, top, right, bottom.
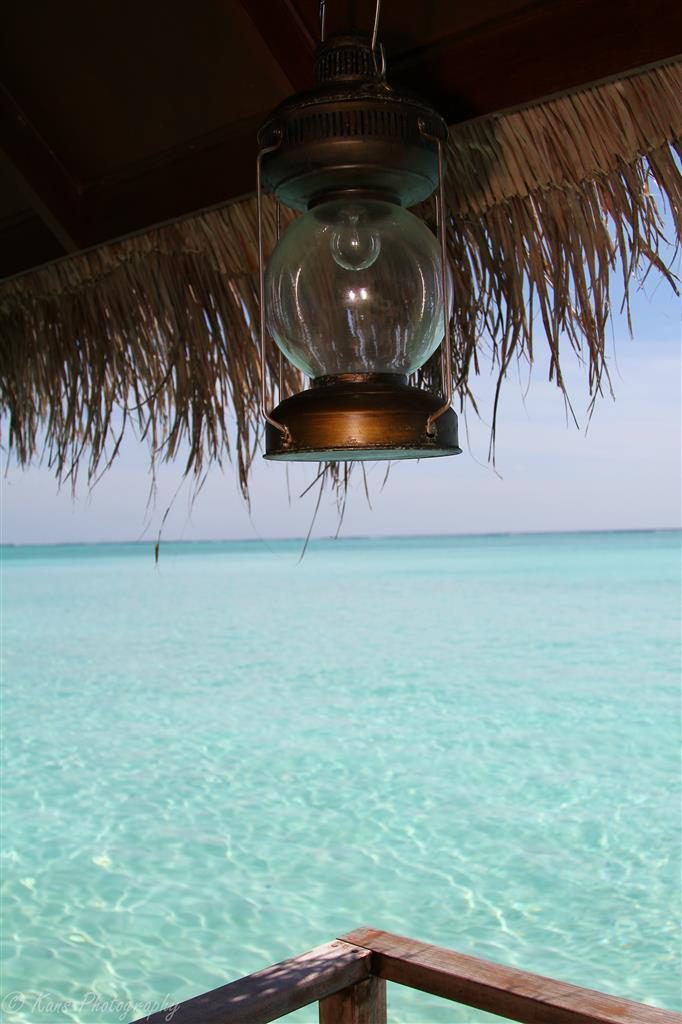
1, 0, 680, 279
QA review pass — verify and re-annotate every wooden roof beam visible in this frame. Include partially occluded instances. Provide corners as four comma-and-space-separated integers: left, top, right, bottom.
388, 0, 682, 125
237, 0, 316, 93
0, 82, 84, 253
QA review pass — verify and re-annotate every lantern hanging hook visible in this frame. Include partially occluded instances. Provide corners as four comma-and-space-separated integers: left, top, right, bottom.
319, 0, 385, 75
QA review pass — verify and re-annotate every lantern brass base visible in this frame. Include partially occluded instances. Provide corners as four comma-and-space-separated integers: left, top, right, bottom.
264, 374, 461, 462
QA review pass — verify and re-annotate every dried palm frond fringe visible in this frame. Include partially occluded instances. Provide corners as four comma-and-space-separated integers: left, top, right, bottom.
0, 59, 680, 495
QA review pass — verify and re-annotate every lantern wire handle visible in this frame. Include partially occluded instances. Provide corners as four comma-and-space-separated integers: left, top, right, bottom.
256, 139, 291, 444
433, 190, 448, 390
420, 128, 453, 436
370, 0, 382, 55
371, 0, 386, 77
275, 200, 284, 400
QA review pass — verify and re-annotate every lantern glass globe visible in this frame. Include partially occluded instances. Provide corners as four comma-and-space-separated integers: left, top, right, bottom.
265, 199, 450, 378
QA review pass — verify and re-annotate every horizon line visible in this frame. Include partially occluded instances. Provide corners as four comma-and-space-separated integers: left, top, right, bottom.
2, 525, 680, 549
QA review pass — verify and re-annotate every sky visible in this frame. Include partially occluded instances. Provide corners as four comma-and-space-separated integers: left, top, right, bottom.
2, 249, 680, 546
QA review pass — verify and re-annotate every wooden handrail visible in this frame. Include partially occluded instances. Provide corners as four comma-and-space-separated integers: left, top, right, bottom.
341, 928, 679, 1024
132, 940, 371, 1024
130, 927, 682, 1024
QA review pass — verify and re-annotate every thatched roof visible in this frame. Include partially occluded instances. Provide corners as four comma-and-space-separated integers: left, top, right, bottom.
0, 58, 680, 494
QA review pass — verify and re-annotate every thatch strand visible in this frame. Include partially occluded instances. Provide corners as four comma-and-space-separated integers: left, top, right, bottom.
0, 60, 680, 487
425, 61, 681, 455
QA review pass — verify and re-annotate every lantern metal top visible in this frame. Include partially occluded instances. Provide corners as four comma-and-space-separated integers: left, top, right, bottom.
258, 33, 448, 211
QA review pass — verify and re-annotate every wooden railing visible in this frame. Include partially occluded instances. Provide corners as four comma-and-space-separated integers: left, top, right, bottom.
132, 926, 681, 1024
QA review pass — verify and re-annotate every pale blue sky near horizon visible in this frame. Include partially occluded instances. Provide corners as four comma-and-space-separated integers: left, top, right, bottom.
2, 235, 680, 546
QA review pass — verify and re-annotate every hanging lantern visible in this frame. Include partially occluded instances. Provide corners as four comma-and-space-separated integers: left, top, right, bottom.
256, 30, 461, 462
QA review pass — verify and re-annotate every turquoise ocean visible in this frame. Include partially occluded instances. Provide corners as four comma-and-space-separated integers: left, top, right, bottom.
1, 531, 680, 1022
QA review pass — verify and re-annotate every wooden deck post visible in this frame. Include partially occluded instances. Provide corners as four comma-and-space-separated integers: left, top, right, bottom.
319, 975, 387, 1024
